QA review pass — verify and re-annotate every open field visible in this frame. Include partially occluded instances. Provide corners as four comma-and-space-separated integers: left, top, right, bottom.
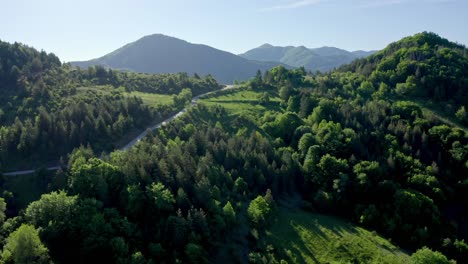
124, 91, 174, 106
267, 208, 410, 264
76, 85, 175, 107
199, 88, 282, 116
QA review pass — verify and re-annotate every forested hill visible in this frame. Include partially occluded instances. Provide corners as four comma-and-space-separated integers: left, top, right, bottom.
0, 40, 221, 171
239, 43, 376, 72
339, 32, 468, 124
0, 32, 467, 263
71, 34, 283, 84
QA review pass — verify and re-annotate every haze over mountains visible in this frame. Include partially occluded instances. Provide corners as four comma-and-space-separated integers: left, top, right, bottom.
239, 44, 376, 72
71, 34, 376, 84
71, 34, 282, 84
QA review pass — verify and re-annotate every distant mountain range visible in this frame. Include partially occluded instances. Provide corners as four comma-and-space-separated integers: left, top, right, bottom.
70, 34, 283, 84
239, 44, 376, 72
71, 34, 376, 83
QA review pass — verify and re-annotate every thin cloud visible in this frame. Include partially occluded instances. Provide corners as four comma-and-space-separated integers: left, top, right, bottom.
261, 0, 323, 11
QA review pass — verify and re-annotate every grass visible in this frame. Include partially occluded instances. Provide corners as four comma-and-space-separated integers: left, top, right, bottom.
75, 85, 113, 95
124, 91, 174, 106
411, 99, 468, 133
200, 88, 283, 117
267, 208, 410, 264
75, 85, 175, 107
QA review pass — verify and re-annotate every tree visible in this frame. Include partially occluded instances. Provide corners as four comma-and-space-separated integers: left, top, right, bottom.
25, 191, 78, 228
357, 81, 375, 98
410, 247, 450, 264
258, 92, 270, 105
146, 182, 175, 212
455, 106, 467, 124
279, 85, 293, 103
0, 198, 6, 225
184, 243, 207, 264
222, 201, 236, 225
247, 195, 271, 226
1, 224, 50, 264
234, 177, 247, 194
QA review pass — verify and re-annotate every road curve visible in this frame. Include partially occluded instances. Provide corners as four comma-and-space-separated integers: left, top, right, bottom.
3, 85, 237, 176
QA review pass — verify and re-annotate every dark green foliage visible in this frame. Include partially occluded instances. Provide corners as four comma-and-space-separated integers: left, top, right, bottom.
0, 40, 221, 170
0, 32, 467, 263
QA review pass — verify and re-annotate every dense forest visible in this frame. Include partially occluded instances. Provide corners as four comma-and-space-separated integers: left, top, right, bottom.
0, 32, 467, 263
0, 40, 221, 170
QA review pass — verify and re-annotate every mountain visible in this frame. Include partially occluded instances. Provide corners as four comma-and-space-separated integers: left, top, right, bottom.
340, 31, 468, 110
70, 34, 283, 84
240, 44, 377, 72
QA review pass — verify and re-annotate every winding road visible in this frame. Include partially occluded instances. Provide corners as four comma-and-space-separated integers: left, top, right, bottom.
3, 85, 237, 176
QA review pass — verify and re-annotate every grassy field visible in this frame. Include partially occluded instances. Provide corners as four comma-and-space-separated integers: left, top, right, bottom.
267, 208, 410, 264
124, 91, 174, 106
75, 85, 174, 107
200, 88, 282, 117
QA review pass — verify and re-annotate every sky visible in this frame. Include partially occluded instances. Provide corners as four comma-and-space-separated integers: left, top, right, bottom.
1, 0, 467, 62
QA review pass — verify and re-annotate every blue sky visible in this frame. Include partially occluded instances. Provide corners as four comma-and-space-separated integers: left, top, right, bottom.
2, 0, 467, 62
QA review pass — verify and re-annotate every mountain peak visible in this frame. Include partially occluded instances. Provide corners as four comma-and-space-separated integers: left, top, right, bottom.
259, 43, 274, 49
70, 34, 283, 84
138, 34, 186, 43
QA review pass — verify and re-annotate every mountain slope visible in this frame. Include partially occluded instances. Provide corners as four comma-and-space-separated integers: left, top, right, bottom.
267, 209, 410, 263
240, 44, 376, 72
71, 34, 282, 84
340, 31, 468, 121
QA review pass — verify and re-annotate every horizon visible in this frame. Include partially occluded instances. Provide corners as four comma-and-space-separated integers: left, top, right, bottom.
2, 0, 467, 62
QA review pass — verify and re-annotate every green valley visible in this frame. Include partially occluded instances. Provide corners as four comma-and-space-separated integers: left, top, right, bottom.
0, 31, 466, 264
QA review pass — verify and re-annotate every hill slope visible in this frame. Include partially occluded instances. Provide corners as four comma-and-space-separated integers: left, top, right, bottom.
340, 31, 468, 124
240, 44, 376, 72
267, 209, 410, 263
71, 34, 283, 84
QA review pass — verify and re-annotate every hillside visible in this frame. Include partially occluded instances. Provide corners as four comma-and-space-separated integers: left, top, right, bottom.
240, 43, 376, 72
0, 40, 221, 171
71, 34, 283, 84
0, 32, 465, 263
266, 208, 410, 263
340, 31, 468, 125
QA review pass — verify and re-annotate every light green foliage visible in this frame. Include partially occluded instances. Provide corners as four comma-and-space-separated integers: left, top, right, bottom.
0, 198, 6, 225
173, 88, 192, 107
357, 80, 375, 98
258, 92, 270, 105
146, 182, 175, 211
267, 209, 409, 264
222, 201, 236, 224
410, 247, 450, 264
353, 161, 381, 187
297, 133, 316, 155
69, 158, 123, 202
248, 195, 271, 226
25, 191, 78, 228
200, 89, 282, 117
125, 91, 174, 106
1, 224, 50, 264
279, 85, 293, 103
455, 106, 467, 124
